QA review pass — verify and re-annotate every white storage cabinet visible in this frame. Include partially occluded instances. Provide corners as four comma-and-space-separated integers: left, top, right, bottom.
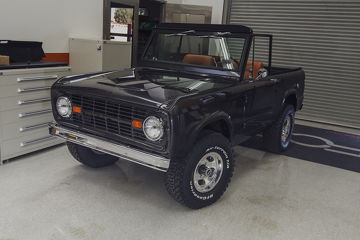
0, 66, 71, 163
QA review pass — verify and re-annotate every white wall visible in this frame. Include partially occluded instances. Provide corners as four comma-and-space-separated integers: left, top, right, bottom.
0, 0, 103, 53
167, 0, 224, 24
0, 0, 224, 53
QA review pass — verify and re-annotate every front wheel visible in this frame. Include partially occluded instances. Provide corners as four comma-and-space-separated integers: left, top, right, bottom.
165, 132, 234, 209
263, 104, 295, 153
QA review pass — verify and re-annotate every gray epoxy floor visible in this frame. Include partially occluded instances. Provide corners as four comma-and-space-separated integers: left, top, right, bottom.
0, 144, 359, 240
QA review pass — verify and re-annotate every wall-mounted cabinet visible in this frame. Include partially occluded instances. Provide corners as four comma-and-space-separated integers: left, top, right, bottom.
69, 38, 132, 74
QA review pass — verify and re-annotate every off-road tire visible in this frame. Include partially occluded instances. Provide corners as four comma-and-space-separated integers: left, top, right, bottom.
263, 104, 295, 153
165, 132, 234, 209
67, 142, 118, 168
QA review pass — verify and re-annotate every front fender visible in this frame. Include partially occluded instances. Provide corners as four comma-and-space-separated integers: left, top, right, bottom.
171, 110, 233, 159
194, 110, 233, 139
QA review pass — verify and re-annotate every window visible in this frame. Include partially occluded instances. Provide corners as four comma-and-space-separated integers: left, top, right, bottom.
244, 35, 272, 79
110, 3, 134, 42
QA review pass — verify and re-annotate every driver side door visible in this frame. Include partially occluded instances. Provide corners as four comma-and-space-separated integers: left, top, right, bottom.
247, 76, 279, 132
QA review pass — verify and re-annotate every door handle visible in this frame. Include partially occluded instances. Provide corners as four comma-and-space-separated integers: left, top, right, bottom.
17, 75, 58, 82
18, 97, 51, 105
200, 96, 215, 104
19, 122, 52, 132
18, 109, 52, 118
18, 86, 51, 93
270, 78, 280, 84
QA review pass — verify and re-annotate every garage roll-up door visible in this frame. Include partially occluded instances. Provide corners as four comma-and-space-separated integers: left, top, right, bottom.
228, 0, 360, 129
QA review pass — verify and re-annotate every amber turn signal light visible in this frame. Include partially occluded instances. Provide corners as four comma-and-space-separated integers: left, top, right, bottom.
73, 106, 82, 114
132, 120, 143, 129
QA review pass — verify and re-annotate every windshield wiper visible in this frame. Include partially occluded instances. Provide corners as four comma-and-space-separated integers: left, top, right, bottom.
216, 32, 232, 36
162, 85, 198, 93
198, 32, 232, 39
166, 30, 196, 37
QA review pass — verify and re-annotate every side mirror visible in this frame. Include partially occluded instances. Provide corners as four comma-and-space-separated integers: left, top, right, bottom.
256, 68, 268, 80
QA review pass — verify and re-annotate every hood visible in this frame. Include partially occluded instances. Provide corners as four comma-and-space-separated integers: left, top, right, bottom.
56, 68, 233, 110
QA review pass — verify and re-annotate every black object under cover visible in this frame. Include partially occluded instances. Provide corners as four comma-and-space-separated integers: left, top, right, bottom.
0, 40, 45, 63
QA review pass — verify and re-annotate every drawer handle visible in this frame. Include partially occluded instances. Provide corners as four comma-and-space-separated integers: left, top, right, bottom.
18, 86, 51, 93
17, 75, 58, 82
18, 97, 51, 105
20, 135, 56, 147
18, 109, 52, 118
19, 122, 52, 132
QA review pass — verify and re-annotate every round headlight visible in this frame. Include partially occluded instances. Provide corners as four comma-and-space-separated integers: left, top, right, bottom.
143, 116, 164, 141
56, 96, 72, 118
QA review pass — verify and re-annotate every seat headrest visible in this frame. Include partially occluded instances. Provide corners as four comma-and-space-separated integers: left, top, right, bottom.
182, 54, 215, 67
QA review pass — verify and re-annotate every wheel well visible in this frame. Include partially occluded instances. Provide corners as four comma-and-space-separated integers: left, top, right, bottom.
201, 120, 231, 140
285, 94, 297, 110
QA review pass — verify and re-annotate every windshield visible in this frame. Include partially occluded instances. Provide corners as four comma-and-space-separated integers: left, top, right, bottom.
144, 30, 246, 71
141, 73, 231, 93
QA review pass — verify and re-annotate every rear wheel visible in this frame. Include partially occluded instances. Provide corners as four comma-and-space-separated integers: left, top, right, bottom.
165, 132, 234, 209
67, 142, 118, 168
263, 104, 295, 153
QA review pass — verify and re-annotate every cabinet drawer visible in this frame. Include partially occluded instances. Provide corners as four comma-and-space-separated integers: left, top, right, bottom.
0, 92, 52, 111
0, 74, 58, 87
1, 116, 54, 140
0, 82, 54, 99
0, 105, 53, 125
1, 129, 62, 160
0, 68, 71, 86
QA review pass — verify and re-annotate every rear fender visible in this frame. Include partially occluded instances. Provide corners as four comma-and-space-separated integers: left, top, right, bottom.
282, 89, 298, 110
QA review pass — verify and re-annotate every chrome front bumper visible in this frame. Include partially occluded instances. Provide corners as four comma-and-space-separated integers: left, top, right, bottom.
49, 124, 170, 172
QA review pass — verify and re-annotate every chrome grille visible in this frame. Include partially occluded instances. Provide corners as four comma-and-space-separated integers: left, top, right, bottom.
71, 95, 148, 142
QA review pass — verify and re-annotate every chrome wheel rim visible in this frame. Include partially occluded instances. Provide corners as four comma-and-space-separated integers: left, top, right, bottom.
193, 152, 224, 193
281, 115, 292, 146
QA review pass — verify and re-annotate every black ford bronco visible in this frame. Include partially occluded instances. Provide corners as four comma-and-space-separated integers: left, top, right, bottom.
49, 23, 305, 209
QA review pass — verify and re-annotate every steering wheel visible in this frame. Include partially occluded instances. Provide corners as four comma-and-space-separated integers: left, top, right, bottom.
230, 57, 240, 65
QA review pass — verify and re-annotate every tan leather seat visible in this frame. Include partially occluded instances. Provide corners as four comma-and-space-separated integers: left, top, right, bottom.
182, 54, 216, 67
244, 61, 264, 79
182, 55, 263, 78
230, 60, 264, 78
